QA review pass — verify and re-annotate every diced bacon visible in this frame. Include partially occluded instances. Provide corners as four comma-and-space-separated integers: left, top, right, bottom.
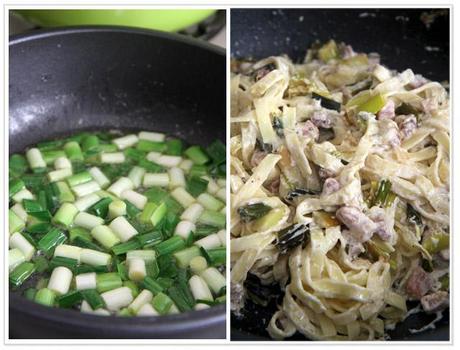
368, 207, 393, 241
379, 119, 401, 148
421, 291, 449, 313
311, 110, 334, 129
250, 149, 267, 167
322, 178, 340, 196
377, 100, 395, 120
297, 120, 319, 141
318, 167, 336, 180
397, 115, 418, 140
266, 177, 280, 194
406, 266, 433, 300
421, 98, 438, 115
336, 206, 378, 243
231, 282, 245, 315
408, 74, 429, 89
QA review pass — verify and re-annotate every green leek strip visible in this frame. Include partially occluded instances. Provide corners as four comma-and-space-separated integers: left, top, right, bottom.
81, 289, 105, 309
42, 150, 66, 165
67, 171, 93, 187
356, 94, 386, 114
173, 246, 201, 269
63, 141, 84, 161
10, 262, 36, 288
82, 135, 100, 152
124, 148, 146, 162
24, 287, 37, 301
184, 146, 210, 165
202, 247, 226, 267
138, 159, 163, 173
88, 197, 113, 218
69, 227, 92, 242
137, 140, 167, 152
189, 164, 208, 178
123, 280, 139, 298
33, 256, 49, 273
34, 288, 56, 306
23, 198, 43, 213
52, 203, 78, 227
422, 232, 449, 254
37, 228, 67, 256
155, 236, 186, 256
75, 264, 109, 274
9, 209, 25, 234
142, 276, 164, 294
112, 240, 142, 255
96, 272, 123, 293
205, 140, 225, 165
166, 139, 183, 156
55, 181, 75, 203
152, 292, 173, 314
187, 176, 209, 197
57, 290, 83, 308
117, 260, 129, 281
48, 256, 78, 272
318, 40, 338, 62
198, 210, 226, 228
9, 178, 25, 199
137, 231, 163, 248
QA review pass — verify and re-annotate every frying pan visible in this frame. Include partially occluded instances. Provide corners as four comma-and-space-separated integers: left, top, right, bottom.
9, 26, 225, 339
230, 8, 450, 341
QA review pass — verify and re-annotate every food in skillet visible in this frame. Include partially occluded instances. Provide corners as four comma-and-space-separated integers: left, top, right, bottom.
9, 130, 226, 316
230, 40, 449, 340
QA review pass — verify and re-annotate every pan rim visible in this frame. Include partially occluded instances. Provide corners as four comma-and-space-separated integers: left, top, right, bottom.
9, 24, 226, 57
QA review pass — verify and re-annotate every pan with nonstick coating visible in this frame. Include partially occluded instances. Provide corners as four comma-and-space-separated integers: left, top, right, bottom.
230, 8, 450, 341
9, 26, 226, 339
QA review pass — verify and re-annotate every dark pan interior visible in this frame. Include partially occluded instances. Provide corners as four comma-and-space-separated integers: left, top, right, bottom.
9, 26, 226, 339
10, 26, 226, 153
230, 8, 450, 341
231, 8, 449, 82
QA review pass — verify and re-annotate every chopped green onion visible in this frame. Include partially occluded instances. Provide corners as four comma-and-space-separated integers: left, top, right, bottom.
37, 228, 67, 255
142, 276, 164, 294
184, 146, 210, 165
137, 140, 167, 152
173, 246, 201, 269
81, 289, 105, 310
97, 272, 123, 293
166, 139, 183, 156
34, 288, 56, 306
238, 203, 272, 222
9, 178, 25, 199
53, 203, 78, 227
57, 290, 83, 308
187, 176, 209, 197
112, 240, 142, 255
10, 262, 36, 288
64, 141, 84, 161
156, 236, 186, 256
198, 210, 226, 228
152, 292, 173, 314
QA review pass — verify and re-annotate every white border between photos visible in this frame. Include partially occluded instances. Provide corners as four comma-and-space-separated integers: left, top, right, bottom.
2, 1, 458, 349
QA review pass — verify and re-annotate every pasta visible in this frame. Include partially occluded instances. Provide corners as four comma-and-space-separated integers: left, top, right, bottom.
230, 40, 450, 340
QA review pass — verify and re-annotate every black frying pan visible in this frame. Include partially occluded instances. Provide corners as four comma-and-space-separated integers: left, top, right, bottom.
230, 8, 450, 341
9, 26, 226, 339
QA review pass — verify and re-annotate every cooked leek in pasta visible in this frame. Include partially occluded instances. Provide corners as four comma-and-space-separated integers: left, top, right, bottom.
230, 40, 449, 340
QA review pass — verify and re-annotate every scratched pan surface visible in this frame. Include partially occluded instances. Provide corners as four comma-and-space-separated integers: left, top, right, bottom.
9, 26, 226, 339
230, 8, 450, 341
